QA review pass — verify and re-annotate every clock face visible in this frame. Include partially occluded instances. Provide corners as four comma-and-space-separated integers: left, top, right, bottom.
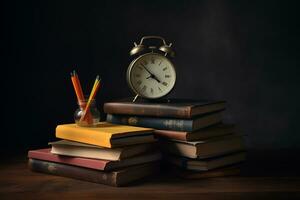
127, 53, 176, 99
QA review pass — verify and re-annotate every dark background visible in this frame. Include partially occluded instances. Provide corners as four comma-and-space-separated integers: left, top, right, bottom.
1, 0, 300, 155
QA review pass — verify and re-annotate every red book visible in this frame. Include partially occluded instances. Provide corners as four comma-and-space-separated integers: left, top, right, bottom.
28, 148, 161, 171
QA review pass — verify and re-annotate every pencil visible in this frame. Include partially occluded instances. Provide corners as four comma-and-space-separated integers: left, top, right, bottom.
80, 76, 101, 121
71, 72, 82, 103
71, 71, 93, 124
80, 77, 100, 121
73, 70, 85, 101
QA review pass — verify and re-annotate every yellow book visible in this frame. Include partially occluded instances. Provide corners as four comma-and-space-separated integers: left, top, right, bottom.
56, 122, 155, 148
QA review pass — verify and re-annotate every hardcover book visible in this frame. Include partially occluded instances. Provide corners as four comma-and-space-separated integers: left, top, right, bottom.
55, 122, 155, 148
49, 140, 157, 161
172, 165, 241, 179
28, 159, 160, 187
104, 98, 226, 119
28, 148, 162, 171
106, 111, 223, 132
166, 151, 246, 171
162, 134, 245, 159
154, 124, 235, 141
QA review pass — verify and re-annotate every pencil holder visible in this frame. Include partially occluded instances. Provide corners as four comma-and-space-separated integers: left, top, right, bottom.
74, 99, 100, 127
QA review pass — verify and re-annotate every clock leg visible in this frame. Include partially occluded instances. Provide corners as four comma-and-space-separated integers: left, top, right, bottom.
132, 94, 139, 103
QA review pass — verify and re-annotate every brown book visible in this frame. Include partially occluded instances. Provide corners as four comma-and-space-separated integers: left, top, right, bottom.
172, 165, 241, 179
28, 159, 160, 187
162, 134, 245, 159
49, 140, 157, 161
166, 151, 246, 171
154, 124, 235, 141
104, 98, 226, 119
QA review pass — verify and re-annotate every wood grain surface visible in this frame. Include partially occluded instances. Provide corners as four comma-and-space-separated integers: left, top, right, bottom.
1, 150, 300, 200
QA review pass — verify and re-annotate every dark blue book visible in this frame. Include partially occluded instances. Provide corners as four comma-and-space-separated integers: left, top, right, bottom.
106, 111, 223, 132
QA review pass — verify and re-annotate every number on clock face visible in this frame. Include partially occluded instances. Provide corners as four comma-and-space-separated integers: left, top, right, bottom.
128, 53, 176, 99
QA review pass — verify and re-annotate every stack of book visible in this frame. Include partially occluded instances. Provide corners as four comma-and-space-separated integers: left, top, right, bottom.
104, 99, 246, 179
28, 122, 161, 186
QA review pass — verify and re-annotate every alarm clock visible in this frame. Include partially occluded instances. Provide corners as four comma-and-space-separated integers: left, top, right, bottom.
127, 36, 176, 102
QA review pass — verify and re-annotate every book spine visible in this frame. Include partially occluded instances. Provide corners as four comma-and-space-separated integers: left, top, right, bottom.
107, 114, 193, 132
28, 159, 118, 186
104, 103, 191, 118
154, 130, 188, 141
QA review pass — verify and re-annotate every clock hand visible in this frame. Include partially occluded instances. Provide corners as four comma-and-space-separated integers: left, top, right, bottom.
141, 64, 153, 76
146, 74, 161, 83
151, 75, 161, 83
141, 64, 161, 83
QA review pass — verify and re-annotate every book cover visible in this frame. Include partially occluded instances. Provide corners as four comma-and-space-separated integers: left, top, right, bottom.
55, 122, 155, 148
166, 151, 246, 171
49, 140, 157, 161
104, 98, 226, 119
162, 134, 245, 159
28, 159, 160, 187
106, 111, 223, 132
28, 148, 162, 171
154, 124, 235, 141
172, 165, 241, 179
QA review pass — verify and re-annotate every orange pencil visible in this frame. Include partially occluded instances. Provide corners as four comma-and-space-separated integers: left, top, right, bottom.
70, 72, 82, 103
71, 71, 93, 124
73, 70, 85, 101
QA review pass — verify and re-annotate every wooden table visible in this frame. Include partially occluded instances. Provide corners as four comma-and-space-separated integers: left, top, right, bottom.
1, 150, 300, 199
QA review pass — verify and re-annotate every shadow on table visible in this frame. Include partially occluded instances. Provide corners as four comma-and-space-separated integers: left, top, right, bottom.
240, 149, 300, 177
